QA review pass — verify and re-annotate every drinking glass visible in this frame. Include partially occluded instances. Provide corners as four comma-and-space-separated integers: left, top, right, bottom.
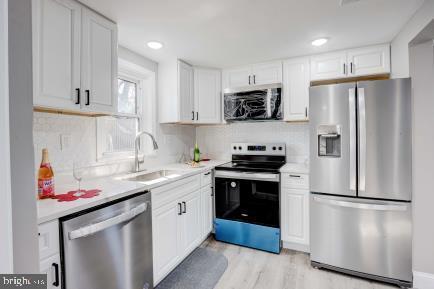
72, 162, 85, 197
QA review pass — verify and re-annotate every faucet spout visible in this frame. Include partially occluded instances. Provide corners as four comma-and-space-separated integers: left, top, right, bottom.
135, 131, 159, 172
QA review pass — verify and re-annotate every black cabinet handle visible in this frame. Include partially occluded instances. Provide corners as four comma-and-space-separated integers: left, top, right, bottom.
178, 203, 182, 215
85, 90, 90, 105
253, 75, 256, 84
182, 201, 186, 213
289, 174, 301, 178
75, 88, 80, 105
196, 112, 199, 121
52, 263, 60, 287
191, 111, 194, 121
204, 172, 211, 176
350, 62, 354, 74
248, 75, 251, 85
343, 63, 346, 75
305, 107, 308, 118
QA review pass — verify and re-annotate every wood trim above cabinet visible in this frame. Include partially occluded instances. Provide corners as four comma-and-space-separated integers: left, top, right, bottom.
310, 73, 390, 87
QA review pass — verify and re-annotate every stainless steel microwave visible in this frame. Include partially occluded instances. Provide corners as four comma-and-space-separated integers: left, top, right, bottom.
223, 83, 282, 122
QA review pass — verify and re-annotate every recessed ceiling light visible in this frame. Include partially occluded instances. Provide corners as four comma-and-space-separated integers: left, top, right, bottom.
312, 38, 329, 47
147, 41, 163, 50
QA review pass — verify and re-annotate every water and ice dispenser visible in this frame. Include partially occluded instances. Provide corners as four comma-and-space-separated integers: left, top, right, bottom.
317, 125, 341, 157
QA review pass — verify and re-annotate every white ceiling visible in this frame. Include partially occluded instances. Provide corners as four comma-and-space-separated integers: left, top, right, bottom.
80, 0, 424, 68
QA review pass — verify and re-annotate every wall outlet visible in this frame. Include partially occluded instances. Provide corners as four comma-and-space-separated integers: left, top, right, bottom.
60, 134, 72, 151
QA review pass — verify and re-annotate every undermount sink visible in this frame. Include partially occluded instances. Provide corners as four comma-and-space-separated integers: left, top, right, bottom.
123, 170, 184, 183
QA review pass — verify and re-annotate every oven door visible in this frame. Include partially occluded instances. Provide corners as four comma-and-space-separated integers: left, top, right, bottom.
214, 170, 280, 228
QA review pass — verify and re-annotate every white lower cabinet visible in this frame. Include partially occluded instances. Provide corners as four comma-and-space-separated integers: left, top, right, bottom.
38, 220, 61, 288
280, 173, 310, 252
201, 184, 213, 236
152, 172, 214, 286
40, 254, 61, 289
152, 200, 183, 283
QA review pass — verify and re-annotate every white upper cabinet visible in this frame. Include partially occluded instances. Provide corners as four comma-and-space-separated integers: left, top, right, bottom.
310, 51, 347, 81
222, 66, 251, 88
81, 9, 117, 114
194, 68, 221, 124
347, 44, 390, 77
222, 61, 282, 89
159, 61, 221, 124
310, 44, 391, 81
251, 61, 282, 85
32, 0, 117, 114
32, 0, 82, 110
178, 61, 195, 123
283, 57, 310, 121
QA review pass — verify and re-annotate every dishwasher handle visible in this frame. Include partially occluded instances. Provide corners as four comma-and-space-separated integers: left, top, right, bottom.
69, 202, 149, 240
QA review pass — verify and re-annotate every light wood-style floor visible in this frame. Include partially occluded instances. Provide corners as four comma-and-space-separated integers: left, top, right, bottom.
201, 237, 395, 289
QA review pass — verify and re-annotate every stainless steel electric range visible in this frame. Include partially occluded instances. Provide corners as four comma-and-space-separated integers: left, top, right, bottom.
214, 143, 286, 253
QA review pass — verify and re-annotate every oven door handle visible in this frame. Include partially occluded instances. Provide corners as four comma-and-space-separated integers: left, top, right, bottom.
215, 171, 280, 182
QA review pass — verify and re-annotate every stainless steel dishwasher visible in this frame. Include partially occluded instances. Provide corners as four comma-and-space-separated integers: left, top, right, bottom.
61, 191, 153, 289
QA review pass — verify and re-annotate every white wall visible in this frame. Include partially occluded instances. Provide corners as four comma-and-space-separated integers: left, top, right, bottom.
391, 0, 434, 78
410, 41, 434, 279
33, 47, 196, 180
8, 0, 39, 273
0, 0, 13, 274
196, 122, 309, 163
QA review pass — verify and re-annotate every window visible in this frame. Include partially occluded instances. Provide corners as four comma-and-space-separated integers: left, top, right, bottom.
117, 78, 137, 115
96, 59, 156, 161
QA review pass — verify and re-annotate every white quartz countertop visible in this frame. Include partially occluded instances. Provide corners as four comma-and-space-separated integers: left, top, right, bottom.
280, 162, 309, 174
37, 160, 229, 224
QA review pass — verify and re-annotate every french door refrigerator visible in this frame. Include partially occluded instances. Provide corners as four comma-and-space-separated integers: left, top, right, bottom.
309, 78, 412, 288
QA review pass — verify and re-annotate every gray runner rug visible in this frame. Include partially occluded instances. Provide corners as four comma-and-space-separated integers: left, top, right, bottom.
155, 247, 228, 289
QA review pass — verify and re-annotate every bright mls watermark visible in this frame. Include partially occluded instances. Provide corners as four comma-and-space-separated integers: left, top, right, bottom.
0, 275, 46, 289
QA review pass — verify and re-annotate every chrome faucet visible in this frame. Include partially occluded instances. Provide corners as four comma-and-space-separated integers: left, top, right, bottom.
135, 131, 159, 172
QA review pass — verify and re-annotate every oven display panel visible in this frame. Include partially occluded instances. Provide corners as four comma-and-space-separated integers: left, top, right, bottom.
247, 145, 266, 151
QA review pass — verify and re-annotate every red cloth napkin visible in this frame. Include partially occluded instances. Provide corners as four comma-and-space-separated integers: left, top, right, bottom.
51, 189, 101, 202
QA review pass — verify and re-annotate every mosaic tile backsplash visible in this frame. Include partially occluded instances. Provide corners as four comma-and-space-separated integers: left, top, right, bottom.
196, 122, 309, 163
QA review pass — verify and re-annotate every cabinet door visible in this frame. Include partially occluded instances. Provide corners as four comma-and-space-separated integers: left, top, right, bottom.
81, 8, 117, 114
201, 185, 213, 237
32, 0, 81, 110
179, 61, 195, 122
283, 57, 310, 121
194, 68, 221, 124
251, 61, 282, 85
347, 44, 390, 77
281, 188, 309, 246
222, 66, 251, 89
310, 51, 347, 81
40, 254, 61, 289
152, 201, 182, 284
180, 190, 202, 257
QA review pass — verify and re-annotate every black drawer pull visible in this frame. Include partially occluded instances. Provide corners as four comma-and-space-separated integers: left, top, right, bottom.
178, 203, 182, 215
289, 175, 301, 178
204, 172, 211, 176
75, 88, 80, 104
85, 90, 90, 105
52, 263, 60, 287
182, 201, 186, 213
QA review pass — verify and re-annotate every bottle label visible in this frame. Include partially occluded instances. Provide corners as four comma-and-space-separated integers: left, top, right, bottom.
38, 178, 55, 198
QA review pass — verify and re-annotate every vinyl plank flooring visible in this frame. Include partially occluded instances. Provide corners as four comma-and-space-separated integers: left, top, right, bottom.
200, 237, 396, 289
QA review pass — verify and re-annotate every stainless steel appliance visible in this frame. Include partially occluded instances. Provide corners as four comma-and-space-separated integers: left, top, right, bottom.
214, 143, 286, 253
309, 78, 412, 288
61, 191, 153, 289
223, 83, 282, 121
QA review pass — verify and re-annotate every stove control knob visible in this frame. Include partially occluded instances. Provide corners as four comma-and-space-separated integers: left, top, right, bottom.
233, 146, 237, 150
279, 146, 283, 151
238, 146, 242, 150
272, 146, 276, 150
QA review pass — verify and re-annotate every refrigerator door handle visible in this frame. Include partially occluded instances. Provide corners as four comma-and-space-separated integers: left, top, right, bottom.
313, 196, 408, 211
349, 88, 357, 192
358, 87, 366, 192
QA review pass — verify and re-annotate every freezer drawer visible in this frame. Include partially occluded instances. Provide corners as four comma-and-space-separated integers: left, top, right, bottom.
310, 194, 412, 284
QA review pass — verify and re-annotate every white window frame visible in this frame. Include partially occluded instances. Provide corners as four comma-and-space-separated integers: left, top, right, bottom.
96, 58, 156, 161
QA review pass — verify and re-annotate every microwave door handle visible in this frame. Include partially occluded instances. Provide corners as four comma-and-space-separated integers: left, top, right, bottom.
358, 87, 366, 193
69, 202, 149, 240
349, 88, 357, 193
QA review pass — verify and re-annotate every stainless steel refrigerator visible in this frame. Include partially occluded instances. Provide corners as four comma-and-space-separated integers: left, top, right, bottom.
309, 78, 412, 288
